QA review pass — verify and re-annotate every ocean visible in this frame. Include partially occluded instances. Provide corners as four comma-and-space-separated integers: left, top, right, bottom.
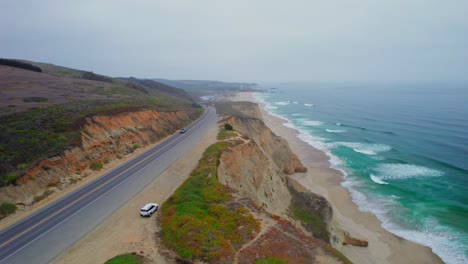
254, 82, 468, 264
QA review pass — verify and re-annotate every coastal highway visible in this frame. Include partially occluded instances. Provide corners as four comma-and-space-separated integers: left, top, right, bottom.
0, 106, 218, 264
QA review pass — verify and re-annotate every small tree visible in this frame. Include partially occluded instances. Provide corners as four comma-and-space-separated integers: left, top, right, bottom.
224, 123, 233, 131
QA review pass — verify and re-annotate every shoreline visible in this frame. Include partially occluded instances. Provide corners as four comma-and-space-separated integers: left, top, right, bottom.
232, 92, 443, 264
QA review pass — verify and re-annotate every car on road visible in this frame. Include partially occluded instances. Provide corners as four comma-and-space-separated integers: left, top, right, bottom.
180, 128, 187, 133
140, 203, 158, 217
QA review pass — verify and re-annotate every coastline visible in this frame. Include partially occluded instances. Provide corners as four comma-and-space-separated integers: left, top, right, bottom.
232, 92, 443, 264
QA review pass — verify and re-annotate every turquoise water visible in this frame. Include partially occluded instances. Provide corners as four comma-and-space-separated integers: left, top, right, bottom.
254, 82, 468, 264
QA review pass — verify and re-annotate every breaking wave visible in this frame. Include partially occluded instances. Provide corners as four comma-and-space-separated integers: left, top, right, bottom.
329, 142, 392, 155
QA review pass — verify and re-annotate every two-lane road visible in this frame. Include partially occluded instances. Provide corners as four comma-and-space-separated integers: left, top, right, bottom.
0, 106, 218, 264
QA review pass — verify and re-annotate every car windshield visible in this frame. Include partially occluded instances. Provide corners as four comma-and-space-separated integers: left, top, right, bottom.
141, 207, 152, 212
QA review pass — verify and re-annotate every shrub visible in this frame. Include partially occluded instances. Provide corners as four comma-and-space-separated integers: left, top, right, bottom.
255, 257, 287, 264
17, 163, 28, 170
0, 58, 42, 72
2, 173, 18, 185
0, 201, 17, 216
90, 162, 103, 171
224, 123, 233, 130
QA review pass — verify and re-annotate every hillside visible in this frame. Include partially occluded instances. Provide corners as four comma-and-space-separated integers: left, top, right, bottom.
153, 78, 257, 98
0, 60, 201, 198
118, 77, 192, 100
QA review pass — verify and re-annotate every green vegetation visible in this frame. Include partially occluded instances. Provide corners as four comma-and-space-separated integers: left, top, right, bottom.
290, 202, 329, 242
104, 253, 144, 264
0, 201, 17, 219
325, 245, 353, 264
161, 142, 260, 262
255, 257, 287, 264
90, 162, 103, 171
33, 189, 54, 203
2, 173, 18, 185
217, 128, 237, 140
81, 71, 113, 83
224, 123, 233, 130
0, 58, 42, 72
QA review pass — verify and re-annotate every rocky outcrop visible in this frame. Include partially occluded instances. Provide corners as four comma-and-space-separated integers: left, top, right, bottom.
342, 232, 369, 247
0, 110, 198, 204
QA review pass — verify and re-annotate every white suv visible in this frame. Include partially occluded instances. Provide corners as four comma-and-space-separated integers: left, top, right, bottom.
140, 203, 158, 217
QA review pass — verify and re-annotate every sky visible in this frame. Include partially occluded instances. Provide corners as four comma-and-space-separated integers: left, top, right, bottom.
1, 0, 467, 82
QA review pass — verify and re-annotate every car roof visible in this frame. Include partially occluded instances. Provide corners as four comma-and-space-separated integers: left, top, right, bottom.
141, 203, 158, 210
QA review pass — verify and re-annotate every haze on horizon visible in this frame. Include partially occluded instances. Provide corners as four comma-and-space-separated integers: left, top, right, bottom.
1, 0, 467, 83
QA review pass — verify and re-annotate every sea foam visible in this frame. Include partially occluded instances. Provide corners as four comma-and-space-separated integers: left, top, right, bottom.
375, 164, 444, 180
329, 142, 392, 155
296, 118, 323, 126
326, 129, 346, 133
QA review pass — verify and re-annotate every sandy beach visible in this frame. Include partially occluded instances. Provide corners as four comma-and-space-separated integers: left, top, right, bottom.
233, 92, 443, 264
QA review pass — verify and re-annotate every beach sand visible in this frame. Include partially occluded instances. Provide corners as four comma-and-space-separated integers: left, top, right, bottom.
233, 92, 443, 264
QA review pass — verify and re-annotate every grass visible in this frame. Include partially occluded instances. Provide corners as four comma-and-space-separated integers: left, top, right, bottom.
104, 253, 144, 264
90, 162, 103, 171
217, 129, 237, 140
255, 257, 287, 264
290, 204, 329, 241
325, 245, 353, 264
160, 142, 260, 262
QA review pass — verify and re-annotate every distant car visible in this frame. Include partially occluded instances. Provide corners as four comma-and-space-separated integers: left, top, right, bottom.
180, 128, 187, 133
140, 203, 158, 217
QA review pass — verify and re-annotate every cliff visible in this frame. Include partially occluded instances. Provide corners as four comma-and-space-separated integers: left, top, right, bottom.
0, 109, 197, 204
218, 115, 306, 217
215, 102, 364, 263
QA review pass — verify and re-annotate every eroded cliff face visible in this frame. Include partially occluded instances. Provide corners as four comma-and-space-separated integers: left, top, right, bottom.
0, 109, 198, 204
216, 102, 366, 258
217, 115, 306, 217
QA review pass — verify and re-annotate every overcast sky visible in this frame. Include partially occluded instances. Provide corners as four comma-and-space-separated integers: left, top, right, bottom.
1, 0, 467, 82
